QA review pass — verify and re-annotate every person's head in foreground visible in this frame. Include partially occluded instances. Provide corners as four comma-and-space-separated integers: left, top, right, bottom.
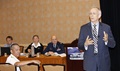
6, 43, 40, 67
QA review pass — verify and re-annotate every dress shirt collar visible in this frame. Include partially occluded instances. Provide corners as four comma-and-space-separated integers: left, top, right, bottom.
91, 22, 99, 35
91, 22, 99, 28
10, 54, 20, 61
32, 42, 41, 48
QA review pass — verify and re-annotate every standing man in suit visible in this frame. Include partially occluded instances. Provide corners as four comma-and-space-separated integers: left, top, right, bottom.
78, 8, 116, 71
43, 35, 65, 56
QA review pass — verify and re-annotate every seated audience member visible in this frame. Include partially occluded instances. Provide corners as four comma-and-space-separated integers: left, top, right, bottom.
25, 35, 44, 54
4, 36, 14, 47
43, 35, 65, 56
6, 43, 40, 71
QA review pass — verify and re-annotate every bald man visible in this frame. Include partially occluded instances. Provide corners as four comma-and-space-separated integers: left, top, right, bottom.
78, 8, 116, 71
6, 43, 40, 71
43, 36, 65, 56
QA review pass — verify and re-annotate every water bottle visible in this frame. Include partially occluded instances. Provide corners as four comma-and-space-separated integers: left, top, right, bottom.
31, 45, 35, 57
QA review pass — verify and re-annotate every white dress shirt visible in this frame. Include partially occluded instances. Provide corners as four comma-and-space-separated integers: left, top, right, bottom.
6, 54, 20, 71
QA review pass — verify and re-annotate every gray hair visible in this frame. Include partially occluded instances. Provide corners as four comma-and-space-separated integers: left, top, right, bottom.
10, 43, 19, 50
91, 7, 102, 18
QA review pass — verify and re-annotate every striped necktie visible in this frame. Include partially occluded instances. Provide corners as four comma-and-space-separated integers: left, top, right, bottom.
92, 24, 98, 54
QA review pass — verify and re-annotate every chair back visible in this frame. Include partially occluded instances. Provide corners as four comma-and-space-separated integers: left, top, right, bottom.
0, 63, 15, 71
20, 64, 40, 71
42, 64, 65, 71
19, 46, 24, 53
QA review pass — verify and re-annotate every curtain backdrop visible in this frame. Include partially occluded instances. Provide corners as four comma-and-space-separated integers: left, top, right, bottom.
100, 0, 120, 71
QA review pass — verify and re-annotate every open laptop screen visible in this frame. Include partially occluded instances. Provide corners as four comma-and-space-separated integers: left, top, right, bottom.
0, 47, 11, 56
67, 47, 84, 60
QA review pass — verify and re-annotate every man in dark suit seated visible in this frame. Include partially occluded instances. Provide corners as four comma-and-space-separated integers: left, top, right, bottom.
43, 35, 65, 56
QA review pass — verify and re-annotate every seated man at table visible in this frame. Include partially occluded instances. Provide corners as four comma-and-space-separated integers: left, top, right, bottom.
4, 36, 14, 47
43, 35, 65, 56
6, 43, 40, 71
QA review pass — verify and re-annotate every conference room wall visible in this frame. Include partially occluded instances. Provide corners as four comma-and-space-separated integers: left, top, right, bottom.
0, 0, 99, 45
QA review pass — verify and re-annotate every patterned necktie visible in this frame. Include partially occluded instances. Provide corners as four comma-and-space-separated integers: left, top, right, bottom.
93, 24, 98, 54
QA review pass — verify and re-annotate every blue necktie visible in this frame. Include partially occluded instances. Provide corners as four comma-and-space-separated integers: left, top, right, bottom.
53, 44, 56, 48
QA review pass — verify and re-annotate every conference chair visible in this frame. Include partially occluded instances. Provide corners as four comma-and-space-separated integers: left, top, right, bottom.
19, 46, 24, 53
0, 63, 15, 71
20, 63, 40, 71
42, 64, 65, 71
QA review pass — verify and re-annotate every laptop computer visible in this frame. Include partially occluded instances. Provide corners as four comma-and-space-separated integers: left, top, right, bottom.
67, 47, 84, 60
0, 47, 11, 56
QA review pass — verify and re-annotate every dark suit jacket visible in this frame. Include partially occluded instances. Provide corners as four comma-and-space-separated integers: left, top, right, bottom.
78, 22, 116, 71
43, 42, 65, 54
25, 43, 44, 54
